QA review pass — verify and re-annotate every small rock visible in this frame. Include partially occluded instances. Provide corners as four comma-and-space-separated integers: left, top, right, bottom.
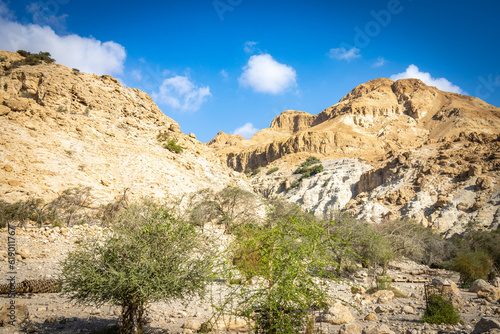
3, 164, 13, 172
0, 105, 10, 116
0, 301, 29, 326
363, 323, 396, 334
402, 305, 415, 314
339, 323, 363, 334
188, 133, 196, 139
25, 122, 37, 131
364, 313, 378, 321
493, 277, 500, 288
183, 319, 202, 331
7, 180, 21, 187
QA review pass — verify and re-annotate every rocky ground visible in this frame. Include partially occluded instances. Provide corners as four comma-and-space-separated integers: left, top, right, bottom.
1, 224, 500, 334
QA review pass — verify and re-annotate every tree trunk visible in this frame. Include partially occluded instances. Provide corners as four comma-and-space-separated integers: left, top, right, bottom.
120, 299, 145, 334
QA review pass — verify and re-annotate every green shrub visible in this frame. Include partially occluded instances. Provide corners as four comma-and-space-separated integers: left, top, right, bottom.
266, 167, 279, 175
72, 68, 80, 73
422, 293, 461, 325
16, 50, 30, 57
251, 168, 261, 176
450, 250, 493, 287
163, 138, 183, 153
289, 180, 301, 190
377, 276, 392, 290
301, 156, 320, 167
221, 215, 339, 333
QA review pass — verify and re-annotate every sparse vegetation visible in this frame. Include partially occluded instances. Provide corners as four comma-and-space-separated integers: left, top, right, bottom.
61, 200, 215, 334
157, 132, 184, 153
219, 209, 339, 333
449, 250, 493, 287
163, 138, 183, 153
422, 293, 461, 325
57, 105, 68, 113
266, 167, 279, 175
72, 68, 80, 73
251, 168, 261, 175
11, 50, 55, 69
294, 157, 324, 181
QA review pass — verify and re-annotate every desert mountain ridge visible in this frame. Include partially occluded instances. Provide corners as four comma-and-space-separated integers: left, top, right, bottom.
1, 49, 499, 236
207, 78, 500, 235
0, 49, 248, 204
208, 77, 500, 172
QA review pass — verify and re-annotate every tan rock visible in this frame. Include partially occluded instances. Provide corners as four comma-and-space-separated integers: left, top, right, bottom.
4, 98, 28, 111
364, 313, 378, 321
7, 180, 21, 187
3, 164, 13, 172
203, 315, 250, 332
0, 301, 29, 326
362, 323, 396, 334
476, 175, 492, 189
0, 105, 10, 116
339, 323, 363, 334
317, 302, 355, 325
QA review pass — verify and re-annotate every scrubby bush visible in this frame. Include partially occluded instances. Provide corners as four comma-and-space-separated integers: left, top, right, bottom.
12, 51, 55, 68
163, 138, 183, 153
422, 293, 461, 325
377, 220, 453, 266
61, 200, 215, 334
450, 250, 493, 287
301, 156, 320, 167
266, 167, 279, 175
251, 168, 261, 176
221, 213, 339, 333
188, 186, 261, 233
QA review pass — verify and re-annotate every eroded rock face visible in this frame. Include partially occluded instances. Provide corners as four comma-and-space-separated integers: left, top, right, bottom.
0, 50, 248, 204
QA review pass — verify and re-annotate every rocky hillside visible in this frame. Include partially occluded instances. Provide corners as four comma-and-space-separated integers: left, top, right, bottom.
0, 50, 247, 204
210, 78, 500, 235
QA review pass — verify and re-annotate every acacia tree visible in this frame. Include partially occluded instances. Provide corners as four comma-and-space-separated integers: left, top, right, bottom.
61, 200, 215, 334
219, 211, 340, 333
189, 186, 261, 233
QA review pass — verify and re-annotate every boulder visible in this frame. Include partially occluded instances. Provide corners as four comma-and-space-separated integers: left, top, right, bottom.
470, 279, 493, 293
402, 305, 415, 314
371, 289, 394, 303
4, 98, 28, 111
431, 278, 460, 292
317, 302, 355, 325
471, 317, 500, 334
492, 277, 500, 288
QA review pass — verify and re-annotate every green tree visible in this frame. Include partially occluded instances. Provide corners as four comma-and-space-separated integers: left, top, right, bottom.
219, 212, 339, 333
61, 201, 215, 334
188, 186, 261, 233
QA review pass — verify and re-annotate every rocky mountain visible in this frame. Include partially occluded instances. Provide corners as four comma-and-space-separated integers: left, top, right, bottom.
0, 50, 247, 204
210, 78, 500, 235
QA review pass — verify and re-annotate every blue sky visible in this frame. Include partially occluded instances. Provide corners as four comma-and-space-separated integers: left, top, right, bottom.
1, 0, 499, 142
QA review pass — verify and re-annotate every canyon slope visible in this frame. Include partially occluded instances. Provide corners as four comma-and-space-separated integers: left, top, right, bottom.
210, 78, 500, 235
0, 50, 247, 204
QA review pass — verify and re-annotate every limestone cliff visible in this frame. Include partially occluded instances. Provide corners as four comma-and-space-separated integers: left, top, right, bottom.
214, 78, 500, 172
0, 50, 247, 203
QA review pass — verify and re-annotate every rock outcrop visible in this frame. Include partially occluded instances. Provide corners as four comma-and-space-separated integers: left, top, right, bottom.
0, 50, 247, 204
229, 78, 500, 235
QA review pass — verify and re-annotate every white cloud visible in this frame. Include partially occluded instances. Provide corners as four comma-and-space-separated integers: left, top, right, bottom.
233, 123, 259, 139
131, 70, 142, 81
219, 69, 228, 78
243, 41, 258, 53
372, 57, 386, 68
327, 47, 361, 61
153, 76, 211, 112
26, 3, 68, 32
0, 10, 126, 75
390, 64, 464, 94
239, 54, 297, 94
